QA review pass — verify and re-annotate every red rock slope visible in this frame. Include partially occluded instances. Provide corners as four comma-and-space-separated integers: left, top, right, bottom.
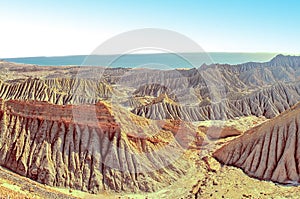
0, 99, 188, 193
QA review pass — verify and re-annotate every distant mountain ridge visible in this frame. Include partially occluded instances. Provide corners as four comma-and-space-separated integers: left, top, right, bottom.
201, 54, 300, 72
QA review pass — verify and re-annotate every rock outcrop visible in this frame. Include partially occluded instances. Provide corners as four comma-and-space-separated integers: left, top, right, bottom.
198, 125, 242, 140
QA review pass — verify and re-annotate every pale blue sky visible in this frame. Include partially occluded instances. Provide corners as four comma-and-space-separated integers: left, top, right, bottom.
1, 0, 300, 57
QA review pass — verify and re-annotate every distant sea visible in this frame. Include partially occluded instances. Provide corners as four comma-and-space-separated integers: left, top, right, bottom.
3, 53, 279, 69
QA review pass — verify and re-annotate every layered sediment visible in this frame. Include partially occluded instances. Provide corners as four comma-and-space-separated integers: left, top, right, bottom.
0, 100, 188, 193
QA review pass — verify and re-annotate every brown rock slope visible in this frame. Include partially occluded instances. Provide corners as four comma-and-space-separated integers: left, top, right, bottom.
0, 99, 189, 193
0, 78, 112, 105
213, 102, 300, 185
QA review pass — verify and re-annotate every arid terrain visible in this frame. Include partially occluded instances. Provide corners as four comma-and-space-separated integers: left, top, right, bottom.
1, 55, 300, 198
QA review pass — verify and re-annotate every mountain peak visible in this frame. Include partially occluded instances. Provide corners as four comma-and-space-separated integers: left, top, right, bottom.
269, 54, 300, 67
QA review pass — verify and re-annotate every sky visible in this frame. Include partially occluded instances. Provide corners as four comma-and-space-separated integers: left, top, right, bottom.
1, 0, 300, 58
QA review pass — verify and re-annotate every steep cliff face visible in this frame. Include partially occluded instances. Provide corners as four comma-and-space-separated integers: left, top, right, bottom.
0, 100, 188, 193
213, 102, 300, 185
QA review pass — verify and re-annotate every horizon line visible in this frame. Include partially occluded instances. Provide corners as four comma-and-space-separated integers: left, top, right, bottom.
3, 52, 300, 59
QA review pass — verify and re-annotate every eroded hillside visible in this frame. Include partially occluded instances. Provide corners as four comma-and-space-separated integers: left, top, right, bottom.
0, 99, 196, 193
1, 55, 300, 198
214, 102, 300, 185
